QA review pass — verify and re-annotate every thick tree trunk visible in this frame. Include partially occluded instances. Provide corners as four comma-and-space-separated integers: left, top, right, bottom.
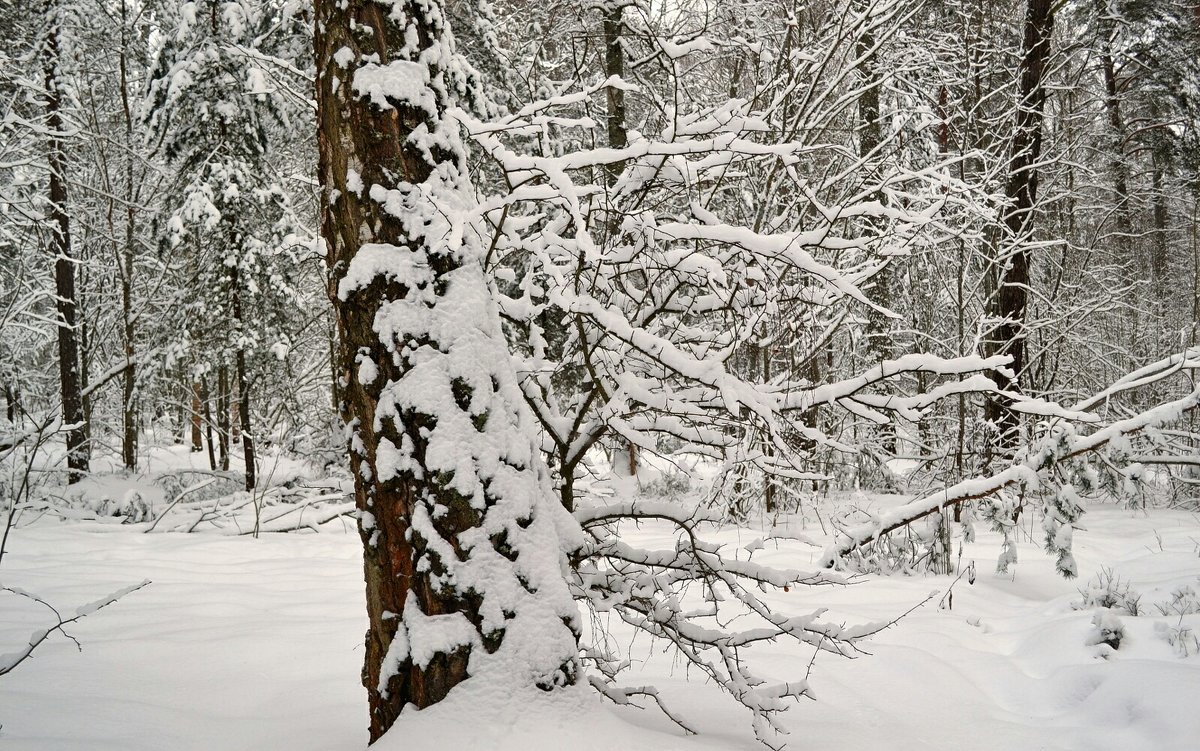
43, 0, 88, 482
982, 0, 1054, 449
315, 0, 579, 742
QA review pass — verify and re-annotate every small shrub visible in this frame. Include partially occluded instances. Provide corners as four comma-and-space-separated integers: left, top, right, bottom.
1155, 620, 1200, 657
1155, 585, 1200, 617
638, 469, 691, 501
1075, 568, 1141, 616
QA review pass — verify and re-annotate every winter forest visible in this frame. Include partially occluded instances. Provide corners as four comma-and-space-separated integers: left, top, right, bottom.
2, 0, 1200, 748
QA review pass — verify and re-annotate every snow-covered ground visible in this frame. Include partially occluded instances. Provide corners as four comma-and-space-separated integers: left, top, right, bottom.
2, 489, 1198, 750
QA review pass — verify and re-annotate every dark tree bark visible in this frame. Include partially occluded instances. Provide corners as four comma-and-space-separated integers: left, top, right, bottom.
601, 1, 637, 476
217, 365, 230, 471
317, 5, 470, 727
315, 0, 579, 742
982, 0, 1055, 448
856, 13, 896, 455
603, 2, 628, 159
230, 261, 255, 490
202, 378, 217, 471
1150, 157, 1169, 299
43, 0, 88, 482
118, 0, 138, 471
4, 383, 16, 423
190, 381, 203, 452
1098, 4, 1132, 247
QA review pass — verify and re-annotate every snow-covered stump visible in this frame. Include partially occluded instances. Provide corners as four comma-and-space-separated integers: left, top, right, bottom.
315, 0, 580, 741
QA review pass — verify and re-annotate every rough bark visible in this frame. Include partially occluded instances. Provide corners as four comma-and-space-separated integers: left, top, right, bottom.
43, 0, 88, 482
603, 2, 628, 158
231, 263, 255, 490
190, 381, 203, 452
202, 378, 216, 471
217, 365, 230, 471
1098, 4, 1133, 256
602, 1, 636, 474
118, 0, 137, 471
315, 0, 579, 742
856, 14, 895, 454
982, 0, 1054, 448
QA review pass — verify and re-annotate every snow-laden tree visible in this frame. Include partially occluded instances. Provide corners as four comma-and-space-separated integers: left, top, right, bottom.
146, 0, 305, 488
473, 0, 1013, 510
442, 0, 1088, 739
315, 0, 581, 740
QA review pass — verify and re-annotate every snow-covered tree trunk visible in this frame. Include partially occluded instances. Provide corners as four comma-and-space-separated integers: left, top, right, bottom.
982, 0, 1054, 449
315, 0, 581, 741
42, 0, 88, 482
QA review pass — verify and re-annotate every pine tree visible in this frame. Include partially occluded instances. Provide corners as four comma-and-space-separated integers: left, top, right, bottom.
146, 0, 302, 489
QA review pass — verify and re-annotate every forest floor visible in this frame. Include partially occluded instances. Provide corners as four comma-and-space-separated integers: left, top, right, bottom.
2, 453, 1199, 750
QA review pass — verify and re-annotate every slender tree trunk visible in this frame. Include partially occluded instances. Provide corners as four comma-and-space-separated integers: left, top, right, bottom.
230, 383, 240, 442
982, 0, 1054, 449
316, 0, 579, 741
762, 331, 776, 513
190, 381, 204, 452
118, 0, 137, 471
4, 383, 15, 423
1096, 3, 1139, 358
175, 374, 186, 444
1150, 159, 1169, 303
43, 0, 88, 482
79, 280, 91, 443
121, 275, 137, 466
603, 2, 628, 158
856, 13, 895, 455
1098, 7, 1133, 256
236, 350, 254, 489
217, 365, 230, 471
230, 263, 255, 490
602, 1, 637, 475
202, 378, 217, 471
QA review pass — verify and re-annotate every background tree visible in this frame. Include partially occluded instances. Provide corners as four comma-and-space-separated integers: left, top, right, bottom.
42, 0, 88, 481
146, 0, 306, 489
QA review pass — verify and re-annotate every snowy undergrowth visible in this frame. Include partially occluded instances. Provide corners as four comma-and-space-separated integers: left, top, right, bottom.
3, 443, 354, 536
1, 481, 1198, 750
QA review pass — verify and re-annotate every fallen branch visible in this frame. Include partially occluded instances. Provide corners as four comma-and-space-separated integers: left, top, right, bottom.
144, 478, 221, 533
0, 580, 151, 677
242, 497, 354, 534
